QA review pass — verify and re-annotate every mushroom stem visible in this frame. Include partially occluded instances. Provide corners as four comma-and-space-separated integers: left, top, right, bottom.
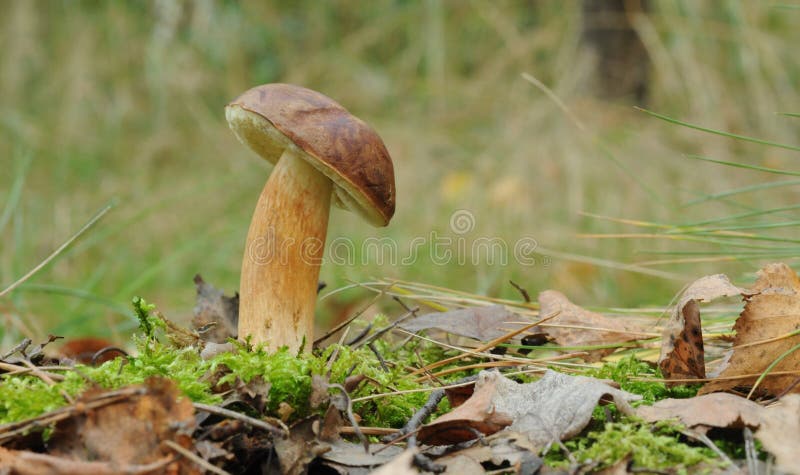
239, 147, 332, 353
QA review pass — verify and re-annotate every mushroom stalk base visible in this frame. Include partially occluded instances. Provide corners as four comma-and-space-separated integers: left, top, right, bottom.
239, 148, 332, 353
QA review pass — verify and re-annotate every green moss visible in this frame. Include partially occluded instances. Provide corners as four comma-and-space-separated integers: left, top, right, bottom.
546, 419, 719, 472
0, 377, 75, 424
0, 299, 451, 431
587, 355, 701, 403
210, 344, 315, 413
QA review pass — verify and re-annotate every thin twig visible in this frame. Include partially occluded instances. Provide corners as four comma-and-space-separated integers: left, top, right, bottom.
509, 280, 531, 303
19, 359, 73, 404
409, 309, 561, 377
1, 338, 31, 360
0, 361, 65, 381
392, 295, 418, 314
383, 388, 445, 444
340, 426, 398, 436
345, 323, 372, 346
367, 342, 389, 372
328, 383, 369, 452
353, 307, 419, 350
313, 292, 384, 345
163, 440, 231, 475
372, 428, 422, 454
193, 403, 288, 438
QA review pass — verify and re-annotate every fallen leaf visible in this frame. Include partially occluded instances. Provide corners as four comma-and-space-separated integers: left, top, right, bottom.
659, 274, 743, 384
47, 377, 198, 474
419, 370, 641, 447
400, 305, 529, 342
192, 274, 238, 342
219, 375, 272, 415
319, 404, 345, 442
194, 439, 232, 465
593, 458, 633, 475
418, 371, 515, 445
537, 290, 641, 362
0, 446, 173, 475
636, 393, 764, 431
756, 394, 800, 474
368, 448, 418, 475
436, 431, 542, 475
272, 417, 331, 475
700, 263, 800, 397
320, 440, 404, 469
439, 453, 484, 474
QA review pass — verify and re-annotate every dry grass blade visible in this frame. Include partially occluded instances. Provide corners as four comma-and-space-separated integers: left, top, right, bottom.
0, 361, 66, 381
0, 203, 113, 299
632, 369, 800, 384
410, 310, 561, 377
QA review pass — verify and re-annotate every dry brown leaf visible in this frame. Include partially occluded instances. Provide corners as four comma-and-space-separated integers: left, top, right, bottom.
419, 370, 640, 447
418, 371, 514, 445
436, 432, 542, 475
47, 377, 197, 474
537, 290, 640, 362
219, 375, 272, 415
192, 274, 238, 343
636, 393, 764, 431
400, 305, 529, 342
659, 274, 743, 384
700, 263, 800, 397
756, 395, 800, 474
272, 417, 331, 475
0, 446, 173, 475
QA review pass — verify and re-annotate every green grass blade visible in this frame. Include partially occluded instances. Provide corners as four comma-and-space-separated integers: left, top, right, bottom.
683, 220, 800, 233
636, 108, 800, 152
685, 154, 800, 176
683, 179, 800, 206
678, 204, 800, 227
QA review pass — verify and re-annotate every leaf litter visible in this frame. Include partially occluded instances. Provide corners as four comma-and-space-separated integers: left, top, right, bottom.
418, 370, 640, 448
4, 263, 800, 473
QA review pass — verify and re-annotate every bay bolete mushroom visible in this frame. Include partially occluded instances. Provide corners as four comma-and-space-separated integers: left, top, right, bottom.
225, 84, 395, 353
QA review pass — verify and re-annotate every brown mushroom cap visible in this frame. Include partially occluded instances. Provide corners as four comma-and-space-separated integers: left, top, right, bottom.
225, 83, 395, 227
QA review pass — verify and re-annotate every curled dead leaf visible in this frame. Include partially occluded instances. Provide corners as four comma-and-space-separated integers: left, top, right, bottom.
659, 274, 743, 384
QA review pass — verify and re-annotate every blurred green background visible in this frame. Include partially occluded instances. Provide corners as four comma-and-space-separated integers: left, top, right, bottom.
2, 1, 799, 342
